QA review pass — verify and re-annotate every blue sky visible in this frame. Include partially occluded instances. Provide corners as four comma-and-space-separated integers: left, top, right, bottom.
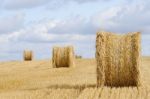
0, 0, 150, 61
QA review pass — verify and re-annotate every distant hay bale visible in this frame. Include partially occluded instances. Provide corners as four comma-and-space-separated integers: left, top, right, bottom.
75, 55, 82, 59
96, 31, 141, 87
24, 50, 33, 61
52, 46, 75, 68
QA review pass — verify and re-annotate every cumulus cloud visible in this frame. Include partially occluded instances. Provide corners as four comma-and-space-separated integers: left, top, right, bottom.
48, 17, 96, 35
8, 17, 95, 43
92, 0, 150, 34
0, 16, 96, 46
0, 13, 24, 34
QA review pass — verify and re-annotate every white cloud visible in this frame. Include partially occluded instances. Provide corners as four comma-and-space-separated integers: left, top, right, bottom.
92, 0, 150, 34
0, 13, 25, 34
48, 17, 96, 34
8, 16, 95, 43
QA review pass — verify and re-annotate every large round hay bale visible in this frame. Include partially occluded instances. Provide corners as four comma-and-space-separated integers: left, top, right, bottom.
52, 46, 75, 68
96, 32, 141, 87
24, 50, 33, 61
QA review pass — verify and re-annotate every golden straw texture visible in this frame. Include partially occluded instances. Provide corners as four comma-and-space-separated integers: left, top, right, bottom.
96, 32, 141, 87
52, 46, 75, 68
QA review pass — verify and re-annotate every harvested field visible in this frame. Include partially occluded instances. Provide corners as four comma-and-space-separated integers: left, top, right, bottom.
0, 57, 149, 98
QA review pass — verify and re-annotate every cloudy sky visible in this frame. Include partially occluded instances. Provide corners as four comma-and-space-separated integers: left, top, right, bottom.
0, 0, 150, 61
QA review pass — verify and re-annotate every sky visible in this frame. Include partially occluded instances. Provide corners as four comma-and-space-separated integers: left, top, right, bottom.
0, 0, 150, 61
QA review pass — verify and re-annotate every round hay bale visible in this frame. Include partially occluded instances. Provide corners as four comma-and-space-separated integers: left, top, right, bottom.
96, 32, 141, 87
52, 46, 75, 68
24, 50, 33, 61
75, 55, 82, 59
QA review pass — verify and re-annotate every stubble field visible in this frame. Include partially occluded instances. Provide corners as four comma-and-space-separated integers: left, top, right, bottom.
0, 57, 149, 99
